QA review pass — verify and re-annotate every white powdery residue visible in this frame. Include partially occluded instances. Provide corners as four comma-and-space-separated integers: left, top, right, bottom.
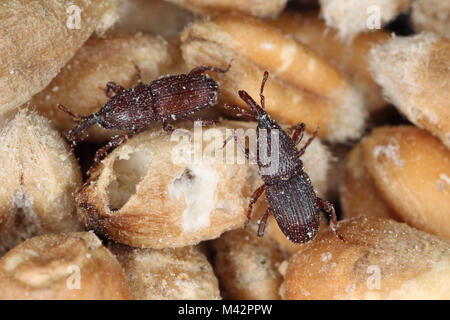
439, 173, 450, 184
368, 33, 439, 104
321, 252, 332, 262
373, 142, 405, 168
437, 173, 450, 192
12, 187, 35, 216
167, 163, 219, 234
344, 283, 356, 296
277, 43, 297, 73
300, 288, 311, 297
278, 260, 289, 277
96, 9, 119, 35
329, 85, 366, 142
216, 199, 238, 213
116, 145, 135, 161
291, 94, 302, 104
409, 105, 438, 124
321, 0, 406, 39
260, 42, 275, 50
307, 59, 317, 73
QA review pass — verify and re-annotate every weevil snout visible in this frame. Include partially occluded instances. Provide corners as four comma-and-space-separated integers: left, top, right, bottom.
66, 115, 100, 147
58, 104, 101, 147
237, 71, 273, 126
238, 90, 265, 117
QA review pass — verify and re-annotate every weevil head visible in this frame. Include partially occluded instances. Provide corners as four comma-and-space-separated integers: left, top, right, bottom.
238, 90, 280, 130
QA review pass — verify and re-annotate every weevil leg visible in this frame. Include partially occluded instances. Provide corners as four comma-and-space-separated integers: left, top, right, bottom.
92, 134, 126, 163
133, 63, 143, 84
222, 129, 257, 162
292, 122, 319, 156
105, 81, 125, 98
188, 63, 231, 76
257, 207, 272, 237
298, 128, 319, 156
317, 198, 345, 242
291, 122, 306, 145
162, 120, 174, 132
244, 184, 266, 229
222, 134, 234, 149
89, 131, 138, 175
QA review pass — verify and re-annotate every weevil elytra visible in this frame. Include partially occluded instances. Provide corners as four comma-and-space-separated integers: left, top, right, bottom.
224, 71, 344, 243
59, 64, 229, 164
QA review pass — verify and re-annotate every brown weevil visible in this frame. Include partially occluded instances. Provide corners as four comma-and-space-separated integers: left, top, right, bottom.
59, 64, 229, 163
224, 71, 344, 244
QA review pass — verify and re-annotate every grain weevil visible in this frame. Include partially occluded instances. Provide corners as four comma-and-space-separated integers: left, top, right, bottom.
59, 64, 229, 164
224, 71, 344, 243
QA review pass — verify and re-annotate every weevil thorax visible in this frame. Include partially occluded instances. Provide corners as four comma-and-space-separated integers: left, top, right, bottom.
99, 84, 157, 131
256, 110, 304, 185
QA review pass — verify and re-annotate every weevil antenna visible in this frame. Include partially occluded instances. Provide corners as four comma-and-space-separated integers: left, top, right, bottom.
132, 62, 142, 84
260, 71, 269, 110
223, 103, 256, 119
224, 60, 233, 72
58, 104, 90, 121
